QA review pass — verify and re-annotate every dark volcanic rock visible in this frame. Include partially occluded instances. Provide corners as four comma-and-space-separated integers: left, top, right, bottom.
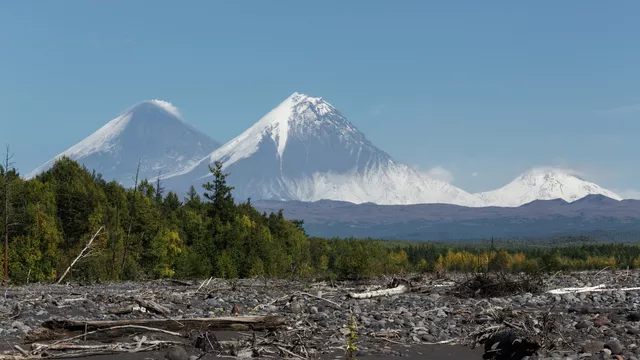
605, 340, 623, 355
0, 271, 638, 359
165, 346, 189, 360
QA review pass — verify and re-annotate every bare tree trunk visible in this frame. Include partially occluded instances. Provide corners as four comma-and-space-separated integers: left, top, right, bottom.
121, 158, 141, 275
111, 202, 118, 276
154, 170, 164, 203
56, 226, 104, 284
349, 284, 408, 299
3, 144, 14, 283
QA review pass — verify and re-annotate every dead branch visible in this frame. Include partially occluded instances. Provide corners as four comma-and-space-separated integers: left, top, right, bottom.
25, 316, 287, 343
295, 292, 341, 308
349, 284, 407, 299
56, 226, 104, 284
133, 295, 170, 315
106, 305, 139, 315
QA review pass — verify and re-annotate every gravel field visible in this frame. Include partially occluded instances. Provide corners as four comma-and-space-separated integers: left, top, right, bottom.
0, 271, 638, 359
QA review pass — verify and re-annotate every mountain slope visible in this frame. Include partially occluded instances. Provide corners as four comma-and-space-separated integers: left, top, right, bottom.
253, 195, 640, 241
475, 168, 622, 207
28, 100, 221, 186
165, 92, 481, 206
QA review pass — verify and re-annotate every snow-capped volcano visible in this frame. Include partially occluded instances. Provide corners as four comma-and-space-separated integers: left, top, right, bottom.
475, 167, 623, 207
28, 100, 220, 186
165, 92, 481, 206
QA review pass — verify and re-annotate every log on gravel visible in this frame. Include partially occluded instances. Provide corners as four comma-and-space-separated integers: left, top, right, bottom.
132, 296, 171, 315
25, 316, 286, 343
349, 284, 408, 299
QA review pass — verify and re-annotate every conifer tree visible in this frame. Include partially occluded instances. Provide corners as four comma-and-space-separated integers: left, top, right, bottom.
202, 161, 235, 222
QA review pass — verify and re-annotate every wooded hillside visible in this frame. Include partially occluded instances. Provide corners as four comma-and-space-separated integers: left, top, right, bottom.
1, 155, 640, 284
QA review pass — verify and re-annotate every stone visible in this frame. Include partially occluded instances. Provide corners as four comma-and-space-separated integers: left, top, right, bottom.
165, 346, 189, 360
575, 321, 591, 329
580, 341, 604, 354
605, 340, 623, 355
628, 312, 640, 322
421, 334, 435, 342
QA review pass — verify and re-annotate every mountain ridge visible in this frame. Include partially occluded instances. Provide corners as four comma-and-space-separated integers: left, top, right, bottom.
475, 167, 622, 207
163, 92, 482, 206
28, 93, 625, 207
28, 100, 221, 186
252, 194, 640, 241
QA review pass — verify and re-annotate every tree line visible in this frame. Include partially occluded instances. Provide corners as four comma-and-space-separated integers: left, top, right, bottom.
1, 153, 639, 284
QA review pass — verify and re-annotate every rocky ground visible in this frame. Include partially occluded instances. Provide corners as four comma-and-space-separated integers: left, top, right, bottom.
0, 270, 638, 359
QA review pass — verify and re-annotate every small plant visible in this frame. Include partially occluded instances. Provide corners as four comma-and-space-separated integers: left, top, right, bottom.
344, 313, 358, 360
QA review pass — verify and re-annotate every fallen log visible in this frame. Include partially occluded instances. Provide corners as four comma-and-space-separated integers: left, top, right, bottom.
106, 305, 140, 315
348, 284, 407, 299
133, 296, 170, 315
25, 316, 286, 343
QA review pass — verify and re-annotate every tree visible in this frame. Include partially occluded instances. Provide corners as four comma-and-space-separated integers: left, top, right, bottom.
122, 158, 141, 274
488, 248, 511, 273
2, 144, 14, 282
154, 171, 164, 204
184, 185, 201, 208
202, 161, 235, 222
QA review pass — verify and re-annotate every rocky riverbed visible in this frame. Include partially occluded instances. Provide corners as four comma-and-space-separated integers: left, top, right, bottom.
0, 270, 638, 359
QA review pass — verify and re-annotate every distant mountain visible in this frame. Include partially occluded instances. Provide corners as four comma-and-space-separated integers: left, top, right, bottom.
28, 100, 220, 186
27, 96, 626, 208
475, 168, 622, 207
253, 195, 640, 241
164, 92, 481, 206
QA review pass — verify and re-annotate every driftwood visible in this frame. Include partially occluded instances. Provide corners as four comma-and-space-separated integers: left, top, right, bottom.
0, 338, 185, 359
349, 284, 407, 299
106, 305, 141, 315
25, 316, 286, 343
56, 226, 104, 285
105, 296, 170, 316
132, 295, 171, 315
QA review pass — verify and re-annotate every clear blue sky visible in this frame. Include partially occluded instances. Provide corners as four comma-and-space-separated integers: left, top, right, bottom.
1, 1, 639, 195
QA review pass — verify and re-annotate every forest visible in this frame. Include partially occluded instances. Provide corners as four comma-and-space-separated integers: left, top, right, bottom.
1, 155, 640, 285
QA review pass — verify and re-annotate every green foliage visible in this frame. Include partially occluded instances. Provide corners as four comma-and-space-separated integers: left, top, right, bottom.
4, 156, 640, 284
488, 248, 511, 272
344, 313, 358, 360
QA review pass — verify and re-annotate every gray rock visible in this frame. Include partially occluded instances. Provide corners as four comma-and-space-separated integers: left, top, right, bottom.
581, 341, 604, 354
205, 298, 219, 307
11, 321, 31, 334
575, 320, 591, 329
421, 334, 435, 342
165, 346, 189, 360
604, 339, 623, 355
290, 301, 304, 313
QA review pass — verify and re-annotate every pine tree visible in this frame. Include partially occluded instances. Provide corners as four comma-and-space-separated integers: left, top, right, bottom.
154, 171, 165, 204
202, 161, 235, 222
184, 185, 201, 208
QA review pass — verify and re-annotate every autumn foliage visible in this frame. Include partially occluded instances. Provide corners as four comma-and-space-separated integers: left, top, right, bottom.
0, 156, 639, 284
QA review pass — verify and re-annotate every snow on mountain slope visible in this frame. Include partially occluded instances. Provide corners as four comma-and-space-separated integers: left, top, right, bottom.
164, 92, 482, 206
475, 167, 623, 207
28, 100, 220, 186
